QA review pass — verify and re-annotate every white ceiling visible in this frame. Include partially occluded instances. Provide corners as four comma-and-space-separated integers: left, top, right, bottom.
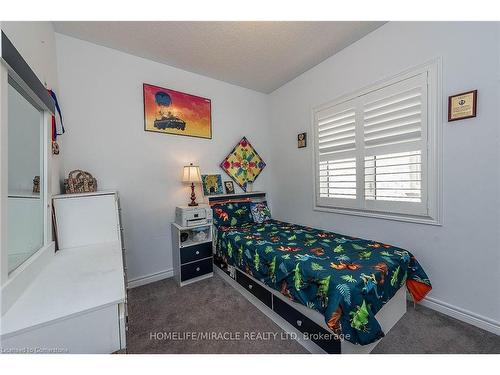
53, 21, 384, 93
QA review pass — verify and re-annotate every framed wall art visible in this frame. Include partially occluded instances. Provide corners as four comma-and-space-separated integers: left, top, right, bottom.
224, 181, 235, 195
201, 174, 223, 196
298, 132, 307, 148
220, 137, 266, 192
143, 83, 212, 139
448, 90, 477, 122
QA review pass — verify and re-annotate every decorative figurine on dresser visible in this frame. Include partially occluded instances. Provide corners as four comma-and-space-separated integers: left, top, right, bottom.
172, 205, 214, 286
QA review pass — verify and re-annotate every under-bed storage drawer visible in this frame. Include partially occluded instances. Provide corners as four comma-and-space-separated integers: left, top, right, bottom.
180, 258, 213, 282
236, 270, 272, 308
180, 242, 212, 264
272, 296, 340, 354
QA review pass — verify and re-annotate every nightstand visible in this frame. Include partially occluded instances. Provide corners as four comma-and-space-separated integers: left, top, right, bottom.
171, 222, 213, 287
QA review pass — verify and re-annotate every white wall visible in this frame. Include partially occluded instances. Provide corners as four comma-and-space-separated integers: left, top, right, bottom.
269, 22, 500, 330
55, 34, 272, 282
0, 22, 63, 194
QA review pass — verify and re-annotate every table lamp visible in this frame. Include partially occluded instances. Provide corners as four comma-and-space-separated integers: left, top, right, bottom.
182, 163, 202, 206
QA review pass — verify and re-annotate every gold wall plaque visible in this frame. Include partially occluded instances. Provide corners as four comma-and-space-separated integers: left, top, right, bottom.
448, 90, 477, 122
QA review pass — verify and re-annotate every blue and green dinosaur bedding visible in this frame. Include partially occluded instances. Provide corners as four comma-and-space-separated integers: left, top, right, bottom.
214, 218, 432, 346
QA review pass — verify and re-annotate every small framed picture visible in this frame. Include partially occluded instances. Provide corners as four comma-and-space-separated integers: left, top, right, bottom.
224, 181, 235, 195
448, 90, 477, 122
201, 174, 223, 196
298, 132, 307, 148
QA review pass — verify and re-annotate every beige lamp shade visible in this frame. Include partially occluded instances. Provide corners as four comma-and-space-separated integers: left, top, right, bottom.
182, 164, 201, 183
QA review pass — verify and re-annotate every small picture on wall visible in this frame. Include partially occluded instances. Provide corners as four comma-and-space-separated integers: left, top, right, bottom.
201, 174, 223, 196
224, 181, 235, 195
298, 132, 307, 148
448, 90, 477, 122
143, 83, 212, 139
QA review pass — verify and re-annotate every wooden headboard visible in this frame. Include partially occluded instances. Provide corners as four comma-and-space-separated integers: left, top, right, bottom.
207, 191, 266, 205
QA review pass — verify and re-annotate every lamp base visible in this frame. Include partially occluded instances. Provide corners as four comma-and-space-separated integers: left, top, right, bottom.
188, 182, 198, 206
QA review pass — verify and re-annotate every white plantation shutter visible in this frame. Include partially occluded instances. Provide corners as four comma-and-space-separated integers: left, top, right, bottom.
365, 151, 422, 203
314, 65, 439, 222
317, 105, 356, 158
319, 158, 357, 199
362, 73, 428, 215
315, 101, 359, 208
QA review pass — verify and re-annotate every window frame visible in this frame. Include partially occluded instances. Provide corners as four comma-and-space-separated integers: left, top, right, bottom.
312, 59, 442, 225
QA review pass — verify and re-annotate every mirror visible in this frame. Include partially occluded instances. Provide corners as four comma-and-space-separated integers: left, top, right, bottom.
7, 80, 45, 273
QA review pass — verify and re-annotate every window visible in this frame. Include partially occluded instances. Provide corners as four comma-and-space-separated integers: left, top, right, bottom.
313, 62, 441, 224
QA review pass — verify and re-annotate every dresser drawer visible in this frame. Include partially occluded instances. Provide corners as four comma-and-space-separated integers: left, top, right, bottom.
181, 258, 213, 282
236, 270, 272, 308
180, 242, 212, 264
0, 304, 121, 353
272, 296, 340, 354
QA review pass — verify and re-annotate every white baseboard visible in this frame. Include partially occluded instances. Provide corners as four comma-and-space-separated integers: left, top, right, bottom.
127, 268, 173, 289
419, 296, 500, 336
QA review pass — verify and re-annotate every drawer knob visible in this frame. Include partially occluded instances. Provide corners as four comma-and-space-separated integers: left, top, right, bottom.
196, 267, 200, 272
248, 284, 253, 290
296, 320, 303, 327
196, 251, 200, 255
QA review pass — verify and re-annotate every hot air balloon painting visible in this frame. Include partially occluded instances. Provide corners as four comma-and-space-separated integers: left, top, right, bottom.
143, 83, 212, 139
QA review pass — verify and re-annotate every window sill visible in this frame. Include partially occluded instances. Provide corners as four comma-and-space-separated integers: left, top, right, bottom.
313, 205, 442, 226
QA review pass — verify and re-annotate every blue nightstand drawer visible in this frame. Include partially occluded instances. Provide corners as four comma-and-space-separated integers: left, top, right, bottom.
181, 258, 213, 282
180, 242, 212, 264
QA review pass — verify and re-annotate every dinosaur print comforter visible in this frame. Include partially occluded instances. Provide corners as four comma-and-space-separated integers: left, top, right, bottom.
214, 219, 432, 346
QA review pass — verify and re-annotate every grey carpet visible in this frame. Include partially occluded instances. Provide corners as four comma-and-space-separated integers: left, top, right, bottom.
126, 274, 500, 354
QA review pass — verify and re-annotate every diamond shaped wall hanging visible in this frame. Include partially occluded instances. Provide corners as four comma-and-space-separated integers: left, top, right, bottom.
220, 137, 266, 192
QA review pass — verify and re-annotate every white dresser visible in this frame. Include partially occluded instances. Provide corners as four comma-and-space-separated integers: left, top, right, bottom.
0, 191, 127, 354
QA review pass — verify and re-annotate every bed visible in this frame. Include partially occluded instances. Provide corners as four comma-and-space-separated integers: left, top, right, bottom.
209, 193, 431, 354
